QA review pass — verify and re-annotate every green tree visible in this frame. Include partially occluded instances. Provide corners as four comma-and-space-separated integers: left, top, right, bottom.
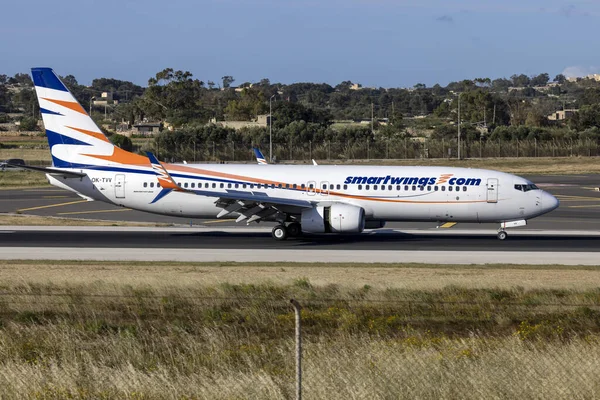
109, 134, 133, 151
530, 73, 550, 87
510, 74, 530, 87
569, 104, 600, 131
221, 76, 235, 89
554, 74, 567, 84
18, 116, 39, 131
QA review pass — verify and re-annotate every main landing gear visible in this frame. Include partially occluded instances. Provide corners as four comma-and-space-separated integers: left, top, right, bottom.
272, 222, 302, 241
497, 229, 508, 240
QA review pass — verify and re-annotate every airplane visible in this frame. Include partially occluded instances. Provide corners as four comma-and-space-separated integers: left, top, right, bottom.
26, 67, 559, 241
254, 147, 318, 165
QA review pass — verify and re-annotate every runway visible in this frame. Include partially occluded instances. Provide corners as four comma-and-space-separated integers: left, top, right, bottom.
0, 173, 599, 264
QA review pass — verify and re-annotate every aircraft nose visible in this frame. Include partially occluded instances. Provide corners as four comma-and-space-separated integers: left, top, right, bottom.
543, 191, 559, 212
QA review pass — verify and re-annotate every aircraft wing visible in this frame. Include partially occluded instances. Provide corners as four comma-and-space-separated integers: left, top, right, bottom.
147, 152, 312, 223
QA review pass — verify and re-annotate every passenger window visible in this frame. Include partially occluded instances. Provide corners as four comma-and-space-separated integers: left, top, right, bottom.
404, 185, 409, 191
294, 184, 298, 189
309, 184, 314, 189
205, 183, 209, 188
301, 184, 306, 189
396, 185, 401, 191
212, 183, 216, 188
442, 186, 446, 192
143, 182, 147, 188
366, 185, 370, 190
434, 186, 439, 191
330, 184, 334, 190
271, 184, 275, 189
420, 186, 424, 191
220, 183, 224, 188
463, 186, 467, 192
336, 184, 340, 190
373, 185, 377, 190
358, 185, 362, 190
388, 185, 392, 190
184, 182, 188, 188
412, 186, 416, 191
427, 186, 431, 191
322, 184, 327, 189
343, 185, 348, 190
150, 182, 154, 188
234, 184, 238, 188
449, 186, 453, 191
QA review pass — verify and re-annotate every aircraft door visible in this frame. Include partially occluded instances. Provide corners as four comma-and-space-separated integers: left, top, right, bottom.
115, 174, 126, 198
486, 178, 498, 203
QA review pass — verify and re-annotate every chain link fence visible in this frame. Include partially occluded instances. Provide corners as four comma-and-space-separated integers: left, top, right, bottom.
159, 138, 600, 163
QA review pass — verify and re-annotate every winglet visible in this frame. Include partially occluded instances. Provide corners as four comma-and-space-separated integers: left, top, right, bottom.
146, 152, 182, 190
253, 148, 268, 164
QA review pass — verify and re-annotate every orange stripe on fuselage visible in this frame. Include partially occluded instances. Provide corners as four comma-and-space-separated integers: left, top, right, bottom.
42, 98, 87, 115
163, 164, 489, 204
67, 126, 110, 143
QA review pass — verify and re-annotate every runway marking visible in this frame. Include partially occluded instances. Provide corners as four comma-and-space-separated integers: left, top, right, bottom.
567, 205, 600, 208
42, 196, 69, 199
439, 222, 457, 228
204, 219, 235, 224
23, 189, 68, 192
56, 209, 131, 216
16, 200, 88, 212
555, 195, 600, 202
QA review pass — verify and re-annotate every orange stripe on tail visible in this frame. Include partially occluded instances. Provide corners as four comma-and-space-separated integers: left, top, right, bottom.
41, 98, 87, 115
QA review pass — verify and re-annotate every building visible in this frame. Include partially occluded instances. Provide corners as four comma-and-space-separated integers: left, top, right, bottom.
133, 123, 162, 135
209, 115, 269, 130
93, 92, 119, 106
547, 109, 578, 121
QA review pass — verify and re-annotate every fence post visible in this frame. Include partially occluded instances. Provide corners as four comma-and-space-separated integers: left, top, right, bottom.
290, 299, 302, 400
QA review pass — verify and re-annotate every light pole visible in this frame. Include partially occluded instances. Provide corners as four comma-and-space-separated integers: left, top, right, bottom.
269, 94, 275, 163
457, 93, 461, 160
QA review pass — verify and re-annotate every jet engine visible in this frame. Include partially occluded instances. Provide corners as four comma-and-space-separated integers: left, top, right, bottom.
301, 204, 365, 233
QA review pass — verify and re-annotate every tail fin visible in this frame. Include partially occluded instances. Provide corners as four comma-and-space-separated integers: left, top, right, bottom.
253, 147, 268, 164
31, 67, 146, 168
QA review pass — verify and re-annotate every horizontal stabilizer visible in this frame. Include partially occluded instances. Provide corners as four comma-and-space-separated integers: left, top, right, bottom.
8, 163, 87, 178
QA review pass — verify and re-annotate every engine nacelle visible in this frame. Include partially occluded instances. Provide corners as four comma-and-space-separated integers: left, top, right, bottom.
364, 220, 386, 229
301, 204, 365, 234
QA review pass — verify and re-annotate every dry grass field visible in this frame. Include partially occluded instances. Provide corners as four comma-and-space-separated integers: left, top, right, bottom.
0, 261, 600, 398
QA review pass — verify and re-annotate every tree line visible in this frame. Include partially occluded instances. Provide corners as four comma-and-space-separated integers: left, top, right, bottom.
1, 69, 600, 160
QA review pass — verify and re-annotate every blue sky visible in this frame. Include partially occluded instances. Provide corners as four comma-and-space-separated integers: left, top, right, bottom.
1, 0, 598, 88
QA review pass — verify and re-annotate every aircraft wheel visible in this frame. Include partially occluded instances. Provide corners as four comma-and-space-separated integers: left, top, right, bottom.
497, 230, 508, 240
272, 225, 288, 241
287, 222, 302, 237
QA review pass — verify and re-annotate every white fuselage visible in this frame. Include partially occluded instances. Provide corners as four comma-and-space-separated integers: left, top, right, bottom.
48, 164, 559, 224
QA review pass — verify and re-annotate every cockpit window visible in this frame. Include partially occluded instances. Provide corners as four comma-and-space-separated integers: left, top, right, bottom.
514, 184, 539, 192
